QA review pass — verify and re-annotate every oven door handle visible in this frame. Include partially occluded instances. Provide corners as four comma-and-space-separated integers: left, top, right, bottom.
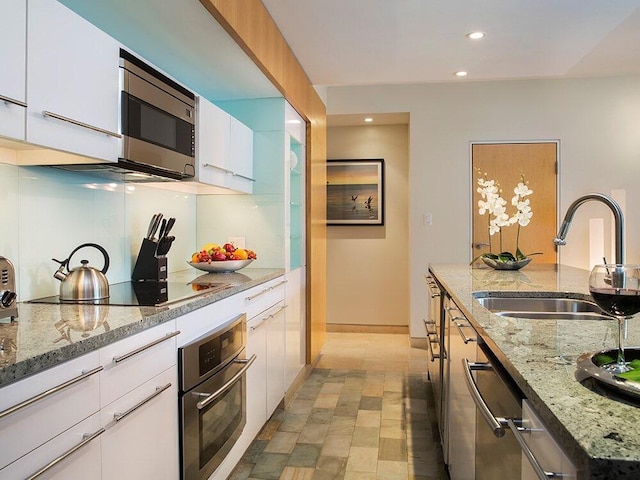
195, 354, 257, 410
462, 358, 509, 438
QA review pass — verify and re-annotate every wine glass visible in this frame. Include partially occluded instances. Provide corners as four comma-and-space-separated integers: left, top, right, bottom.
589, 264, 640, 374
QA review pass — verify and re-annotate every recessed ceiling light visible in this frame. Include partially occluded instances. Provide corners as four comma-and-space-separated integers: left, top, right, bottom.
286, 119, 301, 124
364, 117, 373, 123
454, 71, 468, 77
466, 32, 485, 40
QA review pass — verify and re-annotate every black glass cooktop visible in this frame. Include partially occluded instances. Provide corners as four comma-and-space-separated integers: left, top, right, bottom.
29, 280, 231, 307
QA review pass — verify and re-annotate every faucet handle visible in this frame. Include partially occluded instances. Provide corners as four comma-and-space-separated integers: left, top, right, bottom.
553, 238, 566, 246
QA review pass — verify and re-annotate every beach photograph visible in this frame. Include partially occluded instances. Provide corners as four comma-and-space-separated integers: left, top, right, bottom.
326, 159, 384, 225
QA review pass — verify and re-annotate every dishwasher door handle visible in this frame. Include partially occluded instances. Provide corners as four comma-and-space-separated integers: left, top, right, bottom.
462, 358, 509, 438
507, 419, 565, 479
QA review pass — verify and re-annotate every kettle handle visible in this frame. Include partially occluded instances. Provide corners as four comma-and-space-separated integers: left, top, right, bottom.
66, 243, 110, 274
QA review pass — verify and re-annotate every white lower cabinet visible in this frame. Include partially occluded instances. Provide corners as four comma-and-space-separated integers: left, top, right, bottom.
0, 412, 103, 480
0, 351, 101, 472
245, 310, 268, 435
285, 267, 306, 389
101, 367, 178, 480
266, 301, 286, 416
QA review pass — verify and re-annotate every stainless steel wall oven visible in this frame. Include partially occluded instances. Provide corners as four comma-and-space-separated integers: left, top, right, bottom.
178, 314, 255, 480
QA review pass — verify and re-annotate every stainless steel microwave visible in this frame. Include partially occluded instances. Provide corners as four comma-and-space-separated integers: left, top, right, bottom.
119, 49, 196, 180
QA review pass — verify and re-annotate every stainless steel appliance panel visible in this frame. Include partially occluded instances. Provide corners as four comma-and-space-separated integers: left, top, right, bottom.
470, 341, 522, 480
179, 314, 253, 480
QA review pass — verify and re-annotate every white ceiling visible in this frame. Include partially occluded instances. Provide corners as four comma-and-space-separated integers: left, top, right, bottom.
261, 0, 640, 87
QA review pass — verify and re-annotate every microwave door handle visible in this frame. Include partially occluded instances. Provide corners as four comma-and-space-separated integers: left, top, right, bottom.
462, 358, 508, 437
194, 354, 256, 410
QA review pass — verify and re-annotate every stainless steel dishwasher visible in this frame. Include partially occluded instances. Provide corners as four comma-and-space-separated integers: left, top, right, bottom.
463, 339, 523, 479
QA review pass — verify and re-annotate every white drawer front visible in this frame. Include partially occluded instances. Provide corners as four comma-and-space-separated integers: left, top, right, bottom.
0, 412, 102, 479
0, 351, 101, 469
176, 294, 242, 347
243, 277, 286, 320
99, 321, 178, 407
101, 367, 178, 480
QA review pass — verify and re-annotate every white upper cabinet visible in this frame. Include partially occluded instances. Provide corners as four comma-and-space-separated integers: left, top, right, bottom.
26, 0, 121, 162
197, 96, 254, 193
0, 0, 27, 141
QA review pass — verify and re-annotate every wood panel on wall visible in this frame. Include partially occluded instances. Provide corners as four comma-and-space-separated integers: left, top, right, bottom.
200, 0, 327, 363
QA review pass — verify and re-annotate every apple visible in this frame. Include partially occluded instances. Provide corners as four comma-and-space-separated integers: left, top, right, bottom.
223, 243, 236, 253
212, 251, 227, 261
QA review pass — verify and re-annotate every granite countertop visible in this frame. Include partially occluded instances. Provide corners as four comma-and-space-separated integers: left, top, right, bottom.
0, 268, 284, 388
428, 263, 640, 480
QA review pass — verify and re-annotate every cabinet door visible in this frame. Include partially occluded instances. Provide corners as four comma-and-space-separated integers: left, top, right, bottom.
99, 321, 178, 407
0, 0, 27, 140
197, 97, 231, 185
246, 311, 268, 436
266, 301, 287, 416
227, 116, 254, 193
0, 412, 102, 480
101, 367, 179, 480
0, 351, 101, 469
285, 267, 305, 390
27, 0, 121, 161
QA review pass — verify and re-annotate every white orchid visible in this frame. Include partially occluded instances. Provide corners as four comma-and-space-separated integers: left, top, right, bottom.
473, 171, 540, 265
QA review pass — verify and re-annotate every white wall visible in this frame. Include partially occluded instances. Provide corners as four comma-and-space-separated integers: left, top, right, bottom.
326, 124, 409, 327
327, 75, 640, 337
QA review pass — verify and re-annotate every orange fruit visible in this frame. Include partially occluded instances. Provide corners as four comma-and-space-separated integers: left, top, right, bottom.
191, 253, 200, 263
234, 248, 248, 260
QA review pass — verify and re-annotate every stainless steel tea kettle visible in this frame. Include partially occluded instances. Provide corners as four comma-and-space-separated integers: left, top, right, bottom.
52, 243, 110, 301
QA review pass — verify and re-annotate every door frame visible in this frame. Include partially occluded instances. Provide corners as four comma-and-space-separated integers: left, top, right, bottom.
468, 139, 561, 263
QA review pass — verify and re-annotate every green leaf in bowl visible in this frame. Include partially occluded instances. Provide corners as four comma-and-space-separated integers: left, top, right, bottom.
615, 369, 640, 382
593, 353, 616, 367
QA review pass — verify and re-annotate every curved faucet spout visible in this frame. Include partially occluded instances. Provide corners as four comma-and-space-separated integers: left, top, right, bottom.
554, 193, 625, 264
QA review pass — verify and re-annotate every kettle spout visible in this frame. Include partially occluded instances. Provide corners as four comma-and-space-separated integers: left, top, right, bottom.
52, 258, 68, 282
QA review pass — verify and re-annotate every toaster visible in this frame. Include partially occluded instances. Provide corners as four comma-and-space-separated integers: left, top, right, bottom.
0, 257, 18, 322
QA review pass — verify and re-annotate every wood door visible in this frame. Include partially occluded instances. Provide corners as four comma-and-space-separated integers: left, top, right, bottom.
472, 143, 557, 264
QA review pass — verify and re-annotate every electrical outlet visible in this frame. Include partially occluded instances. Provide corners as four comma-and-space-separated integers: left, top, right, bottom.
228, 237, 245, 249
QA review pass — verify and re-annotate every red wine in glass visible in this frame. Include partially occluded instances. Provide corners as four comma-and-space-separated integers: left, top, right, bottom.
589, 264, 640, 374
590, 288, 640, 318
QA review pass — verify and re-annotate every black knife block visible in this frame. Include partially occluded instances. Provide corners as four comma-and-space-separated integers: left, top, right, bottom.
132, 238, 167, 281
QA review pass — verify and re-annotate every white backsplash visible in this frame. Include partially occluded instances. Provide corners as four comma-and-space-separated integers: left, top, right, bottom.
0, 164, 198, 301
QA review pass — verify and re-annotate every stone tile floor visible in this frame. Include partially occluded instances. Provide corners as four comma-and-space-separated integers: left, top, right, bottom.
229, 333, 448, 480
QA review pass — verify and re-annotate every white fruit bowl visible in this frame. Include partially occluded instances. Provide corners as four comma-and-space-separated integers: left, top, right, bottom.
187, 259, 253, 273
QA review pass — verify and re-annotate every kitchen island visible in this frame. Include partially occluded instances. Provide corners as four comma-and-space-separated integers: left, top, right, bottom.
0, 268, 284, 387
430, 263, 640, 480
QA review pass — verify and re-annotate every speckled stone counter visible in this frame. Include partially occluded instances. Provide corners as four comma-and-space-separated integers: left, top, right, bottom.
429, 263, 640, 480
0, 268, 283, 387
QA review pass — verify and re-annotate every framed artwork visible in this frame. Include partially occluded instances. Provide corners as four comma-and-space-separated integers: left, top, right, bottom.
326, 159, 384, 225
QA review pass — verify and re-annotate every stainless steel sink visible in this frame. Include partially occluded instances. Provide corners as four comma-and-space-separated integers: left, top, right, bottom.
473, 293, 611, 320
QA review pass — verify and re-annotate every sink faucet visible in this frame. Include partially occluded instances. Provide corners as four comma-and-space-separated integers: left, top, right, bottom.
554, 193, 625, 264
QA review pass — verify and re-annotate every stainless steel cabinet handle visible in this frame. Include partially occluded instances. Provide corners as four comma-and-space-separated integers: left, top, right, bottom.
245, 280, 287, 301
113, 330, 180, 364
0, 94, 27, 108
0, 366, 103, 420
42, 110, 122, 138
26, 427, 105, 480
202, 163, 255, 182
114, 383, 172, 423
507, 419, 564, 479
474, 242, 491, 249
427, 333, 441, 361
422, 319, 440, 361
195, 354, 256, 410
251, 304, 288, 330
454, 321, 477, 344
462, 358, 508, 437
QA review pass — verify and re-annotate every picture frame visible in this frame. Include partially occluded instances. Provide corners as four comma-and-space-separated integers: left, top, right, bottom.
326, 159, 384, 226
